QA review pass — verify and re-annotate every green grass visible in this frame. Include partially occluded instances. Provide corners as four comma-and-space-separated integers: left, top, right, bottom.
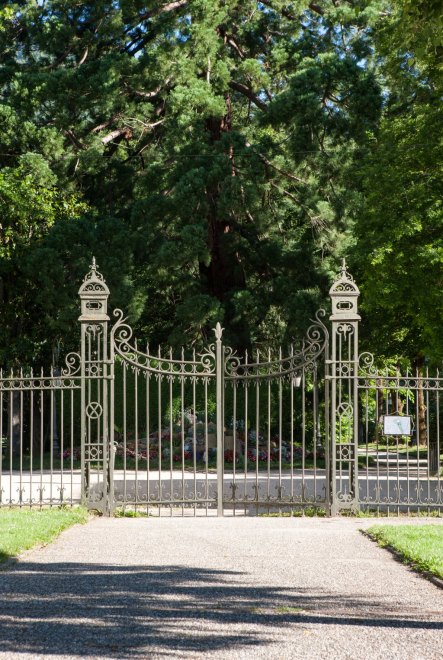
259, 507, 326, 517
0, 507, 89, 564
365, 524, 443, 580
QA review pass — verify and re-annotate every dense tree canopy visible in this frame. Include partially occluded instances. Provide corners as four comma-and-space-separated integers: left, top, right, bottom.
0, 1, 441, 366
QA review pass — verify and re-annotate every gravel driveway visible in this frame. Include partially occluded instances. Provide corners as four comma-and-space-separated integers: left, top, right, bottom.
0, 516, 442, 659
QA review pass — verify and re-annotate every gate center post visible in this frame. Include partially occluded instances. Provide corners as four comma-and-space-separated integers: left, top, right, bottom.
215, 323, 224, 516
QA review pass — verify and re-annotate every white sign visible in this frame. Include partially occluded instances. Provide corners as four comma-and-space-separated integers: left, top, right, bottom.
383, 415, 412, 436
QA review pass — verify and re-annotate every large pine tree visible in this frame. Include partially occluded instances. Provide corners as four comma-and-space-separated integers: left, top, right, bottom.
0, 1, 382, 361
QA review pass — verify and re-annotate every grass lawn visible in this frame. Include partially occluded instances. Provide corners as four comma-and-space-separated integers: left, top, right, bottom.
366, 524, 443, 580
0, 507, 89, 564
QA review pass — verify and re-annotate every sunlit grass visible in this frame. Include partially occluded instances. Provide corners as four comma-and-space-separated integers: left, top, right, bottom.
0, 507, 89, 563
366, 524, 443, 580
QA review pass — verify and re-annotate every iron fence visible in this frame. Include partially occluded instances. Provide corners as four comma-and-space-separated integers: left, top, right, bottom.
0, 361, 81, 508
0, 259, 441, 516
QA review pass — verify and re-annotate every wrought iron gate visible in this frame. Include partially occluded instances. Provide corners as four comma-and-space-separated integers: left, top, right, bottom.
1, 259, 441, 515
105, 304, 329, 516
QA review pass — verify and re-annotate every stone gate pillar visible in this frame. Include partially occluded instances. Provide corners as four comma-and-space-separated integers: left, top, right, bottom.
329, 260, 360, 515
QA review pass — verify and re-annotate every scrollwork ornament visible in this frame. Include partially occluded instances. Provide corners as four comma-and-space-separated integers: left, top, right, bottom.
358, 352, 378, 377
198, 344, 216, 375
336, 322, 354, 338
62, 352, 81, 377
85, 323, 103, 339
112, 309, 134, 347
224, 346, 241, 377
224, 308, 328, 382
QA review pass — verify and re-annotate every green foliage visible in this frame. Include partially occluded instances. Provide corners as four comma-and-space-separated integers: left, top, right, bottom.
0, 0, 383, 364
349, 0, 443, 363
0, 0, 441, 366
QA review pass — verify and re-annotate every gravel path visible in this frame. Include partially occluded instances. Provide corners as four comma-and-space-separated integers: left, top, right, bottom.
1, 516, 442, 659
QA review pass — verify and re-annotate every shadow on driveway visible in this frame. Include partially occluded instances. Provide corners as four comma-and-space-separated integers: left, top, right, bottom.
1, 562, 443, 657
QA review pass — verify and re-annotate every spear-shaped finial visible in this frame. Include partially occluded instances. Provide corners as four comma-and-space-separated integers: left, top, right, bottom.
214, 322, 224, 341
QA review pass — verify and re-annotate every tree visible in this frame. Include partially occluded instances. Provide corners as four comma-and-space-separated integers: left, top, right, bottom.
350, 0, 443, 364
0, 0, 382, 360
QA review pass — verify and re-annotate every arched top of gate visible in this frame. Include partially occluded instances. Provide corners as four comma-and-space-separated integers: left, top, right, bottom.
224, 309, 329, 382
110, 309, 216, 379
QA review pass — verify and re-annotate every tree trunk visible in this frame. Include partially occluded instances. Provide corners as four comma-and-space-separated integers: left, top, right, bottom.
10, 390, 21, 457
390, 366, 404, 415
414, 356, 427, 447
199, 97, 249, 346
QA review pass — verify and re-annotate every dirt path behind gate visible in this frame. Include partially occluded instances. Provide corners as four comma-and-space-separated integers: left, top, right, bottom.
0, 517, 442, 659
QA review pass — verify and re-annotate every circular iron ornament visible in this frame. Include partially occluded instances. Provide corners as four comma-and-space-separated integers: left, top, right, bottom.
339, 446, 351, 460
86, 401, 103, 419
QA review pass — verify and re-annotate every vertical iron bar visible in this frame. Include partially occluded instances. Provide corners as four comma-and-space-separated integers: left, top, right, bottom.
278, 348, 283, 513
169, 348, 173, 516
30, 384, 34, 507
436, 370, 441, 513
204, 377, 208, 516
19, 383, 23, 507
80, 326, 86, 506
290, 347, 294, 508
60, 383, 64, 506
70, 390, 74, 507
365, 388, 369, 508
180, 351, 185, 516
40, 381, 44, 508
233, 382, 237, 516
135, 343, 139, 512
158, 346, 162, 517
405, 368, 410, 515
192, 348, 197, 516
426, 369, 430, 514
244, 350, 248, 517
0, 377, 3, 507
215, 326, 224, 517
313, 363, 318, 510
255, 350, 260, 514
146, 365, 151, 516
50, 367, 54, 506
375, 385, 380, 516
9, 387, 13, 506
123, 361, 127, 510
267, 350, 271, 511
302, 367, 306, 505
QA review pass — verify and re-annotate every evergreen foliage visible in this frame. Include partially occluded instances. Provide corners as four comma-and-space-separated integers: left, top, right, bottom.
0, 1, 441, 365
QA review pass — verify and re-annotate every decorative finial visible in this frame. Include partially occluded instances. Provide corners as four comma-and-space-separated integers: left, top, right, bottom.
214, 322, 224, 340
90, 256, 97, 271
341, 257, 347, 273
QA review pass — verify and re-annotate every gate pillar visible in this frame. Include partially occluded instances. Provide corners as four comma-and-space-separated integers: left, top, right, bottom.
79, 258, 113, 515
329, 261, 360, 515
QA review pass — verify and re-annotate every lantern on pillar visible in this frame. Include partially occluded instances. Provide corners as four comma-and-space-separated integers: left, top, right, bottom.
78, 257, 110, 322
329, 259, 360, 323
